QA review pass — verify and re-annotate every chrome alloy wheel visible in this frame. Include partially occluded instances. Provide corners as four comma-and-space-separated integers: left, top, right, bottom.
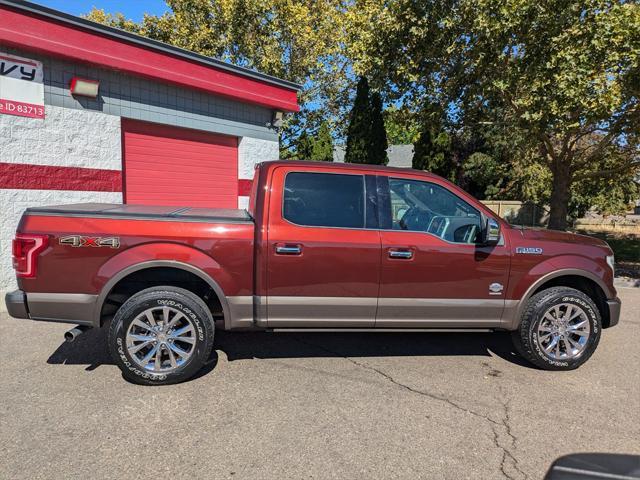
125, 306, 196, 373
536, 303, 591, 360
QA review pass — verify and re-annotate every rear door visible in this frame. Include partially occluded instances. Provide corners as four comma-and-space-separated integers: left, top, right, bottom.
265, 167, 381, 327
376, 174, 511, 327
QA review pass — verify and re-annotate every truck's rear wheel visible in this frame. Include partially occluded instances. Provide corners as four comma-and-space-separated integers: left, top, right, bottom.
108, 286, 215, 385
512, 287, 601, 370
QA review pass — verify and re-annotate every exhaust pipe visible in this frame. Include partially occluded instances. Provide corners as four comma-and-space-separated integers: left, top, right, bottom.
64, 325, 90, 343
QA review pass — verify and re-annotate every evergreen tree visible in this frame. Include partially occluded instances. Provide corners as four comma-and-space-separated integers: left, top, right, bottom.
345, 77, 373, 164
310, 121, 334, 161
412, 121, 453, 179
296, 131, 313, 160
369, 92, 389, 165
412, 122, 434, 171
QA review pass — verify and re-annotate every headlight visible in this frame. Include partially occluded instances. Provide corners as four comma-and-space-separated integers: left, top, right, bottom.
606, 255, 615, 275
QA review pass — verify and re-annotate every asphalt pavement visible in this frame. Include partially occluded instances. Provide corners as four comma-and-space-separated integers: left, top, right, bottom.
1, 288, 639, 480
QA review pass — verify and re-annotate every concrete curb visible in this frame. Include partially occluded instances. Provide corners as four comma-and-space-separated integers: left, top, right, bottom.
615, 278, 640, 289
0, 290, 7, 313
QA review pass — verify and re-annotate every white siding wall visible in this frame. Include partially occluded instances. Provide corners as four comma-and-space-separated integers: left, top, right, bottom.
237, 137, 279, 209
1, 105, 122, 169
0, 105, 122, 308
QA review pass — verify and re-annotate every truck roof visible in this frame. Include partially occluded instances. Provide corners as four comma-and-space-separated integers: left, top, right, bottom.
260, 160, 439, 179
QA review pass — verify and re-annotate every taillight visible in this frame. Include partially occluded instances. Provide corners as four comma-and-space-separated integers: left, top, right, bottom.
12, 234, 49, 278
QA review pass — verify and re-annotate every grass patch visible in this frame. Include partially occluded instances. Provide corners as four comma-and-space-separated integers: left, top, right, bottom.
576, 231, 640, 263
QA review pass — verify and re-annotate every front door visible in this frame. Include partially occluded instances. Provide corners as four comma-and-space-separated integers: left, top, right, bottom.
265, 167, 381, 327
377, 175, 511, 328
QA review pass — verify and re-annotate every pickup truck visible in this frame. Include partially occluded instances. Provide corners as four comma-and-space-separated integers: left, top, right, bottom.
6, 160, 621, 385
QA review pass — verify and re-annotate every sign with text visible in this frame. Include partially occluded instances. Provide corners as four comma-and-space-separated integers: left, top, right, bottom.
0, 52, 45, 119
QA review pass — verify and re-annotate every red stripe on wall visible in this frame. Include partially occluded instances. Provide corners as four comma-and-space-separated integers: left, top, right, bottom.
0, 163, 122, 191
238, 179, 252, 196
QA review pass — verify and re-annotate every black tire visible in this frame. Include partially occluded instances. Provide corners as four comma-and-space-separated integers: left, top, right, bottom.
108, 286, 215, 385
511, 287, 601, 370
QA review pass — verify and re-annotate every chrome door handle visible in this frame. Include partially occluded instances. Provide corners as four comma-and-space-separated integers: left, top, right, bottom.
388, 249, 413, 259
275, 245, 302, 255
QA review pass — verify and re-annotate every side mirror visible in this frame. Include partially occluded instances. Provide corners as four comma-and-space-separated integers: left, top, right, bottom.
545, 453, 640, 480
481, 217, 501, 246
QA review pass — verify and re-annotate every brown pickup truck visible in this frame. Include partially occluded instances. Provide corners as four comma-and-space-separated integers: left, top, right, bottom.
6, 161, 620, 384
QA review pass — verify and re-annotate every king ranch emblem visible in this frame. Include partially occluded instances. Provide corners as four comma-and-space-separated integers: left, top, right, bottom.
60, 235, 120, 249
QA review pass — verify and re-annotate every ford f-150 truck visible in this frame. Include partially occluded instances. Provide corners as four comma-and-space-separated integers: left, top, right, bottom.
6, 161, 621, 384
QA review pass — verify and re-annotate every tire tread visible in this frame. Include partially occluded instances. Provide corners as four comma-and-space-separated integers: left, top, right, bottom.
513, 286, 601, 371
108, 286, 215, 385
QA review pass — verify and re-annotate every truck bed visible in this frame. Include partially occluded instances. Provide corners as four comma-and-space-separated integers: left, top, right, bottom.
24, 203, 253, 223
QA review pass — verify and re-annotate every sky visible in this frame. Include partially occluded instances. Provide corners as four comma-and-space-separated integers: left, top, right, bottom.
33, 0, 168, 22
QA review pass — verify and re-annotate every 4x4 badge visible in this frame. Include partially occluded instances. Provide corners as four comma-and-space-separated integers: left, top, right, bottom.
60, 235, 120, 249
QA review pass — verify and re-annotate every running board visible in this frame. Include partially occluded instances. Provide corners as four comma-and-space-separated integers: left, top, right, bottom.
268, 328, 496, 333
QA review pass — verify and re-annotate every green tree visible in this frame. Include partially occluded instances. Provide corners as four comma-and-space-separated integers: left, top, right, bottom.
348, 0, 640, 230
345, 77, 374, 164
296, 131, 313, 160
310, 122, 334, 162
384, 106, 420, 145
85, 0, 351, 158
413, 122, 453, 180
369, 92, 389, 165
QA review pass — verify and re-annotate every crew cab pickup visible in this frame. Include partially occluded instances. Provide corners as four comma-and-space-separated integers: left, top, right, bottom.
6, 161, 621, 384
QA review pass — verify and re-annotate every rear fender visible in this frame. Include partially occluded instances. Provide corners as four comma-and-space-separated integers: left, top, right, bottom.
93, 243, 232, 328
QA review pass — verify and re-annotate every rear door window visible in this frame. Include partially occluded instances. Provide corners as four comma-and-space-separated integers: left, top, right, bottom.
283, 172, 365, 228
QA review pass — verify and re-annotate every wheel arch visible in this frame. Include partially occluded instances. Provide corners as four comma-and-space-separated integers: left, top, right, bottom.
94, 260, 231, 330
509, 268, 611, 330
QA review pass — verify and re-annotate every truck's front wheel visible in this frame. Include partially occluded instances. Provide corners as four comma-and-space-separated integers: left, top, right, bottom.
512, 287, 601, 370
108, 286, 215, 385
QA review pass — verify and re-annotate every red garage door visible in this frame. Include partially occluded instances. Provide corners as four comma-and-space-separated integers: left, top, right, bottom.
122, 119, 238, 208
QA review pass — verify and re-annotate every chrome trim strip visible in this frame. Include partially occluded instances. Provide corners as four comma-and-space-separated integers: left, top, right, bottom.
250, 296, 517, 329
28, 293, 98, 326
270, 328, 495, 333
266, 296, 377, 328
377, 298, 515, 328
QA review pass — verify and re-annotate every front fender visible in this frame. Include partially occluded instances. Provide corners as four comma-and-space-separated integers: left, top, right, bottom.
549, 255, 612, 297
505, 255, 613, 329
92, 243, 233, 327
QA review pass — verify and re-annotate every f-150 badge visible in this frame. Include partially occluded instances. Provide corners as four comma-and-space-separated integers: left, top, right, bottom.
515, 247, 543, 255
60, 235, 120, 249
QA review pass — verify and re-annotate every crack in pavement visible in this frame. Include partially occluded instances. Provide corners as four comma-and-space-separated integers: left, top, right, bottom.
293, 335, 528, 480
493, 398, 529, 480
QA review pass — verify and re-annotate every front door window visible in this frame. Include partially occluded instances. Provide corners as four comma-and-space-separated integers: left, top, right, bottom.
389, 178, 482, 244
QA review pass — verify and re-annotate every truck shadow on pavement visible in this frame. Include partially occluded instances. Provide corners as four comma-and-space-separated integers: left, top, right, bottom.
47, 328, 534, 382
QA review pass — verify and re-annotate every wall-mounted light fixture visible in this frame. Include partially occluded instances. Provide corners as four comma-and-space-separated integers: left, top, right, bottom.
272, 110, 284, 128
70, 77, 100, 98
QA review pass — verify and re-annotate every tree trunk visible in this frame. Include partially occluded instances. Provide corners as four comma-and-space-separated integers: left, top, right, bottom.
547, 163, 571, 231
